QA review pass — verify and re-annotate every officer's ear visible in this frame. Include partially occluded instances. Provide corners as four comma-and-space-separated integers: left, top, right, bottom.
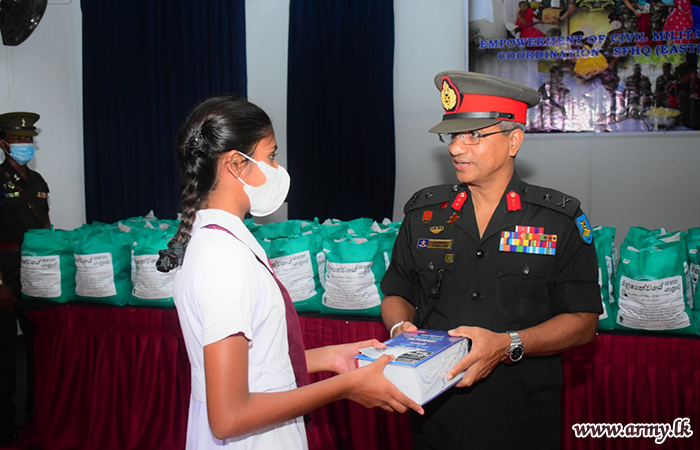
508, 128, 524, 157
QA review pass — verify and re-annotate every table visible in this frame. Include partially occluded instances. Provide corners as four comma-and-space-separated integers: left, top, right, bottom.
25, 305, 700, 449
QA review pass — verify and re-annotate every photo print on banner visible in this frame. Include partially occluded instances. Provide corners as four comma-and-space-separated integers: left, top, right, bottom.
468, 0, 700, 133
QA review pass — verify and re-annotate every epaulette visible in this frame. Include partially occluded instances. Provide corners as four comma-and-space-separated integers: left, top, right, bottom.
404, 184, 460, 214
520, 184, 580, 219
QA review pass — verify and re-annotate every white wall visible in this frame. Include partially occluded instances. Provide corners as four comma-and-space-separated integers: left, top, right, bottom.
4, 1, 697, 244
245, 0, 290, 224
0, 0, 84, 231
393, 0, 467, 220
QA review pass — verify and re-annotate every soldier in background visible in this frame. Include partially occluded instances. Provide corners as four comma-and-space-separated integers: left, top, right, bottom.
0, 112, 50, 444
535, 65, 573, 131
625, 63, 653, 116
654, 62, 677, 107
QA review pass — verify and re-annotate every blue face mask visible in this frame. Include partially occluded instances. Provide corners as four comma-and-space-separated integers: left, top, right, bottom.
3, 141, 35, 165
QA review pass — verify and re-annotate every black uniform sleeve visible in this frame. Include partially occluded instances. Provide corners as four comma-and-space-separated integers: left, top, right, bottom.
552, 209, 603, 315
381, 217, 420, 306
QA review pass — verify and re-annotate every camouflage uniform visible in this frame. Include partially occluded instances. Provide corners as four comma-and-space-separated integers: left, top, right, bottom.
650, 0, 671, 36
618, 1, 639, 34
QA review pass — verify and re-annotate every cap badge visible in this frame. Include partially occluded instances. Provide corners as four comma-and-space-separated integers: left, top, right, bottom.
441, 77, 461, 112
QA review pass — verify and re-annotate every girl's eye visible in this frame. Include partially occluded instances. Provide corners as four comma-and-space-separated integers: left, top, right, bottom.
269, 151, 278, 160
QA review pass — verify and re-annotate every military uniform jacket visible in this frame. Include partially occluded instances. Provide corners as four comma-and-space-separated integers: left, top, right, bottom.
381, 172, 601, 450
0, 158, 50, 243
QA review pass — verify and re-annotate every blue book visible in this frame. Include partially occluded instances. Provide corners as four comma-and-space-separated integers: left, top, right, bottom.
355, 330, 471, 405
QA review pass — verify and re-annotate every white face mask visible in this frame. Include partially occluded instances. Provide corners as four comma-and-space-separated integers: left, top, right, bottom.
238, 151, 291, 217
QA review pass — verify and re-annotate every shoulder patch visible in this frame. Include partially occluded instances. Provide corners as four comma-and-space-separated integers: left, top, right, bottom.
520, 184, 581, 218
575, 213, 593, 244
404, 184, 458, 214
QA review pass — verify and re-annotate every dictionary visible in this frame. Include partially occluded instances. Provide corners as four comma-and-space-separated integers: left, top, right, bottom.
355, 330, 471, 405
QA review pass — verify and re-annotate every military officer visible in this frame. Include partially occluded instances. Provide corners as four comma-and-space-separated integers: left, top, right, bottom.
0, 112, 50, 443
381, 72, 602, 450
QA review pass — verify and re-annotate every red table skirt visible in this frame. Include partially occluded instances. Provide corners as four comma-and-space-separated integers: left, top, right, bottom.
25, 305, 700, 450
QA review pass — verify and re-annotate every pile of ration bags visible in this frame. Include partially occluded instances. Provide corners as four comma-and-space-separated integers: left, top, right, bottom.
18, 214, 700, 335
19, 215, 400, 316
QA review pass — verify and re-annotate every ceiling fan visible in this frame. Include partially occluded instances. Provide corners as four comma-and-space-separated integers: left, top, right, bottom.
0, 0, 48, 46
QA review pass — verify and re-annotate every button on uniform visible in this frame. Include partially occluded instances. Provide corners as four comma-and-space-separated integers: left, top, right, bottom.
471, 291, 480, 300
476, 249, 485, 258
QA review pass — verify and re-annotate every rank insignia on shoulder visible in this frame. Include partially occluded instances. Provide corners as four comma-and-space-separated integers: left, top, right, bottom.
451, 191, 467, 211
422, 210, 433, 223
417, 238, 453, 250
576, 214, 593, 244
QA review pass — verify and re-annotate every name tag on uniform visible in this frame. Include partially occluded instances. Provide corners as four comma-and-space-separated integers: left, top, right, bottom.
417, 238, 453, 250
499, 228, 557, 256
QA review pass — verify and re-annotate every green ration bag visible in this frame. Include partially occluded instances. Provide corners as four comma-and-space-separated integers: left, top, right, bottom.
694, 245, 700, 335
128, 227, 177, 307
259, 232, 324, 312
319, 231, 395, 317
74, 226, 133, 306
687, 228, 700, 298
615, 236, 695, 335
20, 229, 77, 303
253, 220, 305, 241
592, 226, 617, 330
614, 227, 678, 303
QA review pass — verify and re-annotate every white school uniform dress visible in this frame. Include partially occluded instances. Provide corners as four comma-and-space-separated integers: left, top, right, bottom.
173, 209, 308, 450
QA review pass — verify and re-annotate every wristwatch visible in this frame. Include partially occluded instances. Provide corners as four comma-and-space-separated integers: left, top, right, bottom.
505, 330, 524, 364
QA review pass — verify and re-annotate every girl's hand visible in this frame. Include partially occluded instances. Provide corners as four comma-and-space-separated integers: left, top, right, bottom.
308, 339, 387, 374
344, 354, 424, 414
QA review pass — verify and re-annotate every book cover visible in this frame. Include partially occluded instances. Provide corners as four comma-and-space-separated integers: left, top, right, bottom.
355, 330, 471, 405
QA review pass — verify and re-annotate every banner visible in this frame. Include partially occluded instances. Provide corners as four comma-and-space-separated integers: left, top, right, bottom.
468, 0, 700, 132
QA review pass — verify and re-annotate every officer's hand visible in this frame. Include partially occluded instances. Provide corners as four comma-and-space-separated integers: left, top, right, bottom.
0, 285, 14, 314
445, 326, 511, 387
392, 321, 417, 338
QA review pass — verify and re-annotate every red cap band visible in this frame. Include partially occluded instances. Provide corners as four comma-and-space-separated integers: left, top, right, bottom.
445, 94, 528, 124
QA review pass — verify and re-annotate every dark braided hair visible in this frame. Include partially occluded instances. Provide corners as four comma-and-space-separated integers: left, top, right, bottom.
156, 95, 273, 272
